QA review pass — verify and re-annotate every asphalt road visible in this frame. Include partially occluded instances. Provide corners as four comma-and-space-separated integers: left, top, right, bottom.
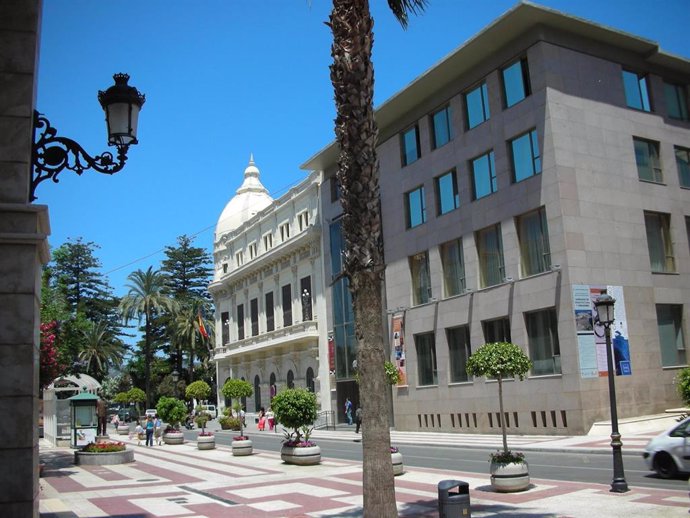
182, 428, 690, 492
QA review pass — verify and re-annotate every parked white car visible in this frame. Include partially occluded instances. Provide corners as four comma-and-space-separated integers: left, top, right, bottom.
643, 416, 690, 478
145, 409, 157, 418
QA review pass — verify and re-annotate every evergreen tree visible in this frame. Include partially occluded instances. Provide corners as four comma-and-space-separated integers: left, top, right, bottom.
161, 235, 212, 302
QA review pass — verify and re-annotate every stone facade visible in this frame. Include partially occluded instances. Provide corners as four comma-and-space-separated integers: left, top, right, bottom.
0, 1, 49, 516
304, 3, 690, 435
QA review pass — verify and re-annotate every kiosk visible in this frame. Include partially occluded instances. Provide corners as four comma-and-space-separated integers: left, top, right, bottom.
69, 391, 99, 448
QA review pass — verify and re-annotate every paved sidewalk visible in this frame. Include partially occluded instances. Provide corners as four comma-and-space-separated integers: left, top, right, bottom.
40, 435, 688, 518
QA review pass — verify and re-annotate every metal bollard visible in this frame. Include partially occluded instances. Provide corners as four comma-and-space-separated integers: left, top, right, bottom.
438, 479, 471, 518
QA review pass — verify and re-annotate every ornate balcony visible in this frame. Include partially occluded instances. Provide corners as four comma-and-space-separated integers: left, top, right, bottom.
213, 320, 319, 360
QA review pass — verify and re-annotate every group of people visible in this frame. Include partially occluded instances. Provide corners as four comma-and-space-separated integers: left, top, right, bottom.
345, 397, 363, 433
257, 407, 275, 431
134, 415, 163, 446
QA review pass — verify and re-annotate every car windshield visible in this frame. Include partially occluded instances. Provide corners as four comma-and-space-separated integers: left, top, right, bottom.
670, 419, 690, 438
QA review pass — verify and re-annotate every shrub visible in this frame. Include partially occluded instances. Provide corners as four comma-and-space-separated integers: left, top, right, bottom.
221, 378, 253, 436
676, 368, 690, 405
271, 388, 317, 444
219, 415, 241, 430
384, 361, 401, 385
82, 441, 125, 453
185, 380, 211, 402
155, 397, 187, 429
195, 412, 211, 431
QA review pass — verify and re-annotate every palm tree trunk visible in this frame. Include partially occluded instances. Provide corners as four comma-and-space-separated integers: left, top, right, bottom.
144, 305, 151, 409
330, 1, 396, 515
498, 376, 508, 453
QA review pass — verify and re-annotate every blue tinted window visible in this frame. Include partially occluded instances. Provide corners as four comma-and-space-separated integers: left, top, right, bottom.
466, 82, 490, 128
675, 147, 690, 188
402, 126, 420, 166
634, 137, 662, 183
432, 106, 452, 149
502, 59, 530, 108
622, 70, 651, 111
664, 83, 689, 120
471, 151, 497, 199
405, 186, 426, 228
329, 221, 343, 275
511, 129, 541, 182
435, 170, 459, 215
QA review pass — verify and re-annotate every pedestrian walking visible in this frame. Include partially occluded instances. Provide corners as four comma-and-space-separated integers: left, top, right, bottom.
134, 421, 144, 445
154, 415, 162, 445
96, 393, 107, 436
145, 415, 155, 447
355, 405, 362, 433
266, 407, 275, 431
345, 397, 353, 425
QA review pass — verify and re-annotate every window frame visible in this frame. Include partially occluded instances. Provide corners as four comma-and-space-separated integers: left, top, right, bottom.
235, 251, 244, 267
405, 185, 427, 229
465, 81, 490, 129
250, 298, 259, 337
510, 128, 541, 183
675, 146, 690, 188
664, 82, 689, 121
516, 207, 551, 277
263, 232, 273, 251
237, 303, 245, 341
435, 169, 460, 216
282, 284, 292, 327
644, 211, 676, 273
633, 137, 663, 183
409, 251, 432, 305
656, 304, 687, 367
297, 210, 310, 232
248, 242, 257, 260
482, 317, 511, 343
401, 124, 421, 166
471, 150, 497, 200
622, 70, 651, 112
415, 332, 438, 386
279, 221, 290, 242
447, 326, 471, 383
525, 308, 561, 376
502, 57, 531, 108
476, 223, 505, 288
431, 105, 453, 149
440, 238, 466, 297
265, 292, 275, 332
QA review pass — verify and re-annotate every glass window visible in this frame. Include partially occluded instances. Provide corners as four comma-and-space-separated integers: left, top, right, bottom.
510, 129, 541, 182
401, 125, 420, 166
656, 304, 686, 367
675, 146, 690, 188
249, 242, 257, 260
405, 186, 427, 228
622, 70, 651, 112
432, 105, 453, 149
282, 284, 292, 327
415, 332, 437, 386
237, 304, 245, 340
476, 223, 504, 287
525, 308, 561, 375
447, 326, 471, 383
221, 311, 229, 345
516, 207, 551, 276
482, 317, 511, 343
298, 211, 309, 232
265, 292, 274, 332
644, 211, 675, 273
634, 137, 663, 183
465, 82, 490, 129
440, 238, 465, 297
329, 220, 344, 276
263, 232, 273, 251
664, 82, 688, 120
409, 251, 431, 305
435, 170, 459, 215
235, 251, 244, 267
471, 150, 497, 200
502, 58, 531, 108
280, 222, 290, 242
250, 298, 259, 336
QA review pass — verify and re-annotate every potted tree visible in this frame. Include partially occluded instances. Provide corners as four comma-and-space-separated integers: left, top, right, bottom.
113, 392, 131, 435
272, 388, 320, 465
466, 341, 533, 492
156, 397, 187, 445
186, 380, 214, 450
221, 379, 254, 456
127, 387, 146, 421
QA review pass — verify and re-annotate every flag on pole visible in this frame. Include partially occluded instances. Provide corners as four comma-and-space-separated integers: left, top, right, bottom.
198, 311, 209, 339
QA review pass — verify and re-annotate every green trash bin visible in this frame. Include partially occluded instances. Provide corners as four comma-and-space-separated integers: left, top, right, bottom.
438, 479, 470, 518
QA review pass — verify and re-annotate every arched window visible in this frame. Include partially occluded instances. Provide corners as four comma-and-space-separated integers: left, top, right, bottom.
287, 370, 294, 389
241, 376, 247, 410
223, 376, 233, 407
253, 375, 261, 412
270, 372, 277, 400
306, 367, 315, 392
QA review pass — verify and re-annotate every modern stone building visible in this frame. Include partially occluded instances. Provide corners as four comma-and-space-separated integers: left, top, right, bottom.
0, 1, 48, 516
303, 2, 690, 434
210, 158, 332, 415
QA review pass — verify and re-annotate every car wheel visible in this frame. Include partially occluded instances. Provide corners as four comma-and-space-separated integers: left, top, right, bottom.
653, 452, 678, 479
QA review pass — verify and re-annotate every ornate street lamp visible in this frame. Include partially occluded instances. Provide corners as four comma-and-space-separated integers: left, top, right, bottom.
30, 73, 145, 201
593, 293, 629, 493
171, 369, 180, 400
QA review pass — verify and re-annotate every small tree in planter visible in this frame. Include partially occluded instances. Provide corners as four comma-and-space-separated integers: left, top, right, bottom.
156, 397, 187, 445
186, 380, 214, 449
272, 388, 320, 465
127, 387, 146, 418
221, 379, 254, 456
466, 341, 532, 492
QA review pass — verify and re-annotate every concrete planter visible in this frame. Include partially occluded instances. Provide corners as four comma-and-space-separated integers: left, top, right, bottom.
75, 448, 134, 466
116, 424, 129, 435
490, 460, 530, 492
231, 438, 253, 456
391, 451, 404, 476
197, 434, 215, 450
162, 431, 185, 445
280, 444, 321, 465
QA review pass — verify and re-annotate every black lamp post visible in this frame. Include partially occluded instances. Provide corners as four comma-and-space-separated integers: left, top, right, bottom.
31, 73, 145, 201
593, 293, 629, 493
171, 369, 180, 400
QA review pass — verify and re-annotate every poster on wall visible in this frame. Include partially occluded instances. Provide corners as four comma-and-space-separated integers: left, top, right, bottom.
390, 314, 407, 386
572, 284, 631, 379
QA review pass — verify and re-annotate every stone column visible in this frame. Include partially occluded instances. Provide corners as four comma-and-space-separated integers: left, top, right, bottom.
0, 2, 49, 517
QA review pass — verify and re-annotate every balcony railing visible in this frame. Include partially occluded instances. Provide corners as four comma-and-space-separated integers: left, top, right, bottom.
214, 319, 318, 357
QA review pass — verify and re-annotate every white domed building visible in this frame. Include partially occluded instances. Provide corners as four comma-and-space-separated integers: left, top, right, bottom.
210, 156, 331, 420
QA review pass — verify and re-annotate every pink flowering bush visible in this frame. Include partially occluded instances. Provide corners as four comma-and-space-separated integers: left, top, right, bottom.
82, 441, 126, 453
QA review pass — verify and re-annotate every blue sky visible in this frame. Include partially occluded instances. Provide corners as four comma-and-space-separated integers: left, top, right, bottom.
37, 0, 688, 298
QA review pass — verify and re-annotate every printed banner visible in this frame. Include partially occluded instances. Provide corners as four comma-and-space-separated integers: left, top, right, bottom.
391, 314, 407, 386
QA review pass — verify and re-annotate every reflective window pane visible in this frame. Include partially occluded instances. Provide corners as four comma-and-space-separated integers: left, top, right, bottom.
447, 326, 471, 383
665, 83, 689, 120
471, 151, 497, 199
675, 146, 690, 188
511, 129, 541, 182
465, 82, 490, 129
634, 137, 662, 183
432, 106, 453, 148
415, 332, 437, 386
476, 223, 504, 287
402, 126, 420, 166
405, 186, 426, 228
502, 58, 530, 108
622, 70, 651, 112
435, 170, 459, 215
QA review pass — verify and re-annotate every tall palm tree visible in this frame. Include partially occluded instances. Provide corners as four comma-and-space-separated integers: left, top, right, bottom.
172, 298, 212, 379
78, 320, 125, 379
329, 1, 426, 515
119, 267, 176, 408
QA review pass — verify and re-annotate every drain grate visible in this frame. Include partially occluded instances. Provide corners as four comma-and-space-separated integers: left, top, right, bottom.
179, 485, 238, 506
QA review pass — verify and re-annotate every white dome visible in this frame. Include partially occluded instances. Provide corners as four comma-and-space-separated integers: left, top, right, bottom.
216, 154, 273, 239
